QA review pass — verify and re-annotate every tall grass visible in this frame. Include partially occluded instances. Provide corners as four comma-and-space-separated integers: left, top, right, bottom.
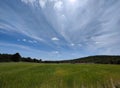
0, 63, 120, 88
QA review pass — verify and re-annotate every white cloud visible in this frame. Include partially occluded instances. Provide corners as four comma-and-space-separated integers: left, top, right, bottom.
39, 0, 47, 8
22, 39, 27, 42
21, 0, 37, 6
52, 51, 59, 54
1, 0, 120, 59
0, 23, 15, 31
49, 0, 58, 2
51, 37, 59, 41
70, 43, 75, 46
21, 0, 48, 8
21, 0, 29, 4
20, 39, 38, 43
54, 1, 63, 11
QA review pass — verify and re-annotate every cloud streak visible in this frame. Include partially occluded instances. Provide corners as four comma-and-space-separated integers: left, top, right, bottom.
0, 0, 120, 60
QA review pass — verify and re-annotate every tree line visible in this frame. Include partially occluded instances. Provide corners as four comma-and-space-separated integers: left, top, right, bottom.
0, 53, 42, 63
0, 53, 120, 64
66, 55, 120, 64
42, 55, 120, 64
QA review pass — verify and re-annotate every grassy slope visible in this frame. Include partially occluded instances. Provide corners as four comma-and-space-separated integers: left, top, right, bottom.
0, 63, 120, 88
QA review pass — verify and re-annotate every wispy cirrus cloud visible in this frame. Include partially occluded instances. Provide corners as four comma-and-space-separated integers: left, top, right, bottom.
0, 0, 120, 60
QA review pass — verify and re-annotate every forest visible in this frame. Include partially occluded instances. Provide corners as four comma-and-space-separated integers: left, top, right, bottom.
0, 53, 120, 64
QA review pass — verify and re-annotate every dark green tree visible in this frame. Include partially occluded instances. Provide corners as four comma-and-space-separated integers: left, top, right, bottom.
11, 53, 21, 62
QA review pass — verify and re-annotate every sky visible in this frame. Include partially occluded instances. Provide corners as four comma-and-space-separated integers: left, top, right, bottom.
0, 0, 120, 60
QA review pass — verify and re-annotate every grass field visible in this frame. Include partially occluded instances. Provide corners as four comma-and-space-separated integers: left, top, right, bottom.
0, 63, 120, 88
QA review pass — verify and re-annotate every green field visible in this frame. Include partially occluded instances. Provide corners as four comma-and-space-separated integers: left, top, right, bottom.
0, 63, 120, 88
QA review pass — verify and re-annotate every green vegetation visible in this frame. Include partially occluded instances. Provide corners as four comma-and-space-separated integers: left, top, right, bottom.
0, 63, 120, 88
0, 53, 42, 63
1, 53, 120, 64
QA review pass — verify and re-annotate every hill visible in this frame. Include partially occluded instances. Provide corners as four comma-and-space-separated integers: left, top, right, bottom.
67, 55, 120, 64
44, 55, 120, 64
0, 53, 120, 64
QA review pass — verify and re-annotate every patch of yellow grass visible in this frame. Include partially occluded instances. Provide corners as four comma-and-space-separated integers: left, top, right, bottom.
55, 69, 67, 76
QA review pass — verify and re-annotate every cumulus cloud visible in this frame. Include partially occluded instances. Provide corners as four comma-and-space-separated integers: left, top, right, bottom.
51, 37, 59, 41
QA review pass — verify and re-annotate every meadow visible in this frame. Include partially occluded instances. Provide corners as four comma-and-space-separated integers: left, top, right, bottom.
0, 63, 120, 88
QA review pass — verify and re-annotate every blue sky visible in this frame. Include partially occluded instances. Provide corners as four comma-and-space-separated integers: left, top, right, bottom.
0, 0, 120, 60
